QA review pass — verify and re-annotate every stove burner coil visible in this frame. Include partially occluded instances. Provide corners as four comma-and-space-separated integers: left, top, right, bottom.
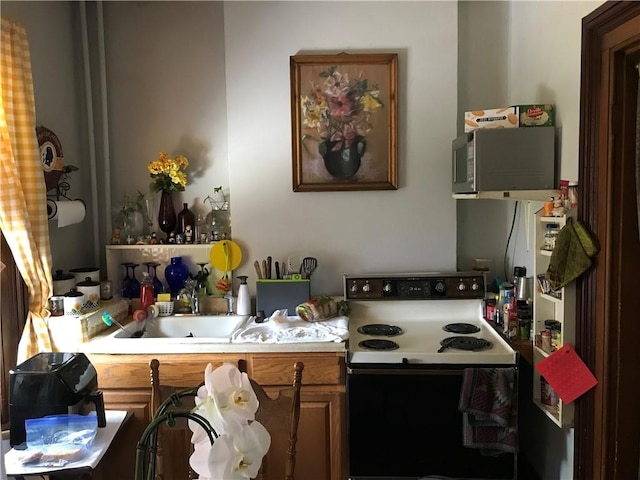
358, 339, 400, 351
438, 336, 492, 353
357, 324, 404, 336
442, 323, 481, 334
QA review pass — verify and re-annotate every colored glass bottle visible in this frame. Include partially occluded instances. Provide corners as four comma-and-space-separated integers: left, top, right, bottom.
177, 203, 196, 244
139, 272, 155, 312
165, 256, 189, 297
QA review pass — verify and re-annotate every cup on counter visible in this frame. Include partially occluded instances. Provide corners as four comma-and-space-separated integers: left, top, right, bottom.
48, 296, 65, 316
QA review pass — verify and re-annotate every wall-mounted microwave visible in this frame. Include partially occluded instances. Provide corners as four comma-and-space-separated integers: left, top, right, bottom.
452, 127, 557, 194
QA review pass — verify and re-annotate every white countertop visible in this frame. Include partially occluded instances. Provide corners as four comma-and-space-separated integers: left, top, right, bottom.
76, 316, 347, 355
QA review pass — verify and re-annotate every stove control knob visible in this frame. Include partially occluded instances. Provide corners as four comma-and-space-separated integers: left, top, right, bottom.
362, 281, 371, 293
457, 281, 467, 291
471, 281, 480, 291
435, 281, 445, 293
350, 282, 358, 293
383, 281, 392, 293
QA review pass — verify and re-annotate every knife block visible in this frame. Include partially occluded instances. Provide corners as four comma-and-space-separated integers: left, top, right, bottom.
256, 280, 310, 317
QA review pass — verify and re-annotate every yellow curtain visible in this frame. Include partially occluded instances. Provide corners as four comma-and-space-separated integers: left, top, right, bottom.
0, 16, 53, 362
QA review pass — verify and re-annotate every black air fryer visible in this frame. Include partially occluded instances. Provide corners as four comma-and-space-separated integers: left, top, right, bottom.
9, 352, 107, 447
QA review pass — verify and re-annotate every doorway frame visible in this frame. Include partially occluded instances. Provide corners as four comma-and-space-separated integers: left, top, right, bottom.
577, 2, 640, 478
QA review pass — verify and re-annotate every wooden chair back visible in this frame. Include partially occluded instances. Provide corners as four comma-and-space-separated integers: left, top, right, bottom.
148, 359, 304, 480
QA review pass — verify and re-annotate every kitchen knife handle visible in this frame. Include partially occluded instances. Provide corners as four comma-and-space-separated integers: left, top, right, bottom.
254, 260, 263, 280
262, 260, 268, 280
275, 261, 280, 279
267, 256, 272, 280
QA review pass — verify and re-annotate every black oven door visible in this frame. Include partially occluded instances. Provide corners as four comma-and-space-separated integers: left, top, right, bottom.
347, 366, 516, 480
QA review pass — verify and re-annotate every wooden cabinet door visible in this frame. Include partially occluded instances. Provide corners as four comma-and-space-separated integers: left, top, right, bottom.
295, 390, 346, 480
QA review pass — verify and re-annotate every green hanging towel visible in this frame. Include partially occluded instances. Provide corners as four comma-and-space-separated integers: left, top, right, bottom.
546, 217, 599, 291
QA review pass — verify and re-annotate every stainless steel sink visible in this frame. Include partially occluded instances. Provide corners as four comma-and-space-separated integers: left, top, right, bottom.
111, 314, 249, 343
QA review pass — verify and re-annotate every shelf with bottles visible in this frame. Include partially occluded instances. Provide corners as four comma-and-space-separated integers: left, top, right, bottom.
532, 207, 576, 428
105, 244, 229, 299
531, 348, 574, 427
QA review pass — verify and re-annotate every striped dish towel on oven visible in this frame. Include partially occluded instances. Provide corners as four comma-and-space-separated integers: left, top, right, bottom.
458, 368, 518, 455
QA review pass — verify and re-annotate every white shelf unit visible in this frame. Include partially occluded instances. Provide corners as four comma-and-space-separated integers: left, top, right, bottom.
532, 209, 576, 428
105, 244, 225, 295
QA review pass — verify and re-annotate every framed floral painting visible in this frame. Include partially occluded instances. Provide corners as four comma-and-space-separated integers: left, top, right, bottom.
290, 53, 398, 192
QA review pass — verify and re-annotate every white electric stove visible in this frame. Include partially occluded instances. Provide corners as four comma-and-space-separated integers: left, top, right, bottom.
345, 272, 518, 480
345, 272, 517, 367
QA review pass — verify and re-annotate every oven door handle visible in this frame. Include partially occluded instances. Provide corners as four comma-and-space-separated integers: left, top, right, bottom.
347, 366, 464, 376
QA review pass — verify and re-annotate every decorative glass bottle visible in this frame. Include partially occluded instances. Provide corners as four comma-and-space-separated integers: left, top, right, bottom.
143, 262, 164, 296
139, 272, 155, 312
158, 191, 177, 240
205, 190, 231, 240
164, 256, 189, 297
177, 203, 196, 244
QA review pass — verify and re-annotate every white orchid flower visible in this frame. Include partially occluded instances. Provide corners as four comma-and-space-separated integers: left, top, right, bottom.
189, 363, 266, 477
205, 421, 271, 479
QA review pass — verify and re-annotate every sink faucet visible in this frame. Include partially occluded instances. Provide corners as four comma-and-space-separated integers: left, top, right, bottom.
223, 293, 234, 315
179, 279, 200, 314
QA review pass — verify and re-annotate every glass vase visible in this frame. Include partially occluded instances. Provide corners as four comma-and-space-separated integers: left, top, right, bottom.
164, 256, 189, 297
158, 191, 177, 240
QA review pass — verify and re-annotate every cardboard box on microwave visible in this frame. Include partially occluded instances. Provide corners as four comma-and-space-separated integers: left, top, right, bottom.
517, 104, 555, 127
464, 106, 519, 132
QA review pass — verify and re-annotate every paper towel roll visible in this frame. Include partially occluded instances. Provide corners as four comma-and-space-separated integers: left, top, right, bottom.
47, 199, 85, 227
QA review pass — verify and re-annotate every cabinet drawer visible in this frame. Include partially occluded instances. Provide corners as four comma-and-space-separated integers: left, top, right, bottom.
89, 353, 247, 389
248, 353, 344, 386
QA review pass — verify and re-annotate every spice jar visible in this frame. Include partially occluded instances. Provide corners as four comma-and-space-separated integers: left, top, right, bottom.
541, 330, 552, 353
544, 223, 560, 251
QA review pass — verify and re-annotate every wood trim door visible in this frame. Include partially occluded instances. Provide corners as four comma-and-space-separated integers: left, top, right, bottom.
577, 2, 640, 479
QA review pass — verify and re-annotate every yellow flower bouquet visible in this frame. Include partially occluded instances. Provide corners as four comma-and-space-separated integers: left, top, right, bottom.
148, 151, 189, 193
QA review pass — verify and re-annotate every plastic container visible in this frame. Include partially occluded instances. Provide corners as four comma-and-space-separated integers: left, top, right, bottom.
155, 301, 174, 316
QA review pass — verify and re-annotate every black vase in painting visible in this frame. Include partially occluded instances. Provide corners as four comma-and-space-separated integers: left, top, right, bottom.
319, 135, 366, 179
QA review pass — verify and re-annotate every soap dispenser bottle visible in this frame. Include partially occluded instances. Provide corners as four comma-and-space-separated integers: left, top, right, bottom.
236, 275, 251, 315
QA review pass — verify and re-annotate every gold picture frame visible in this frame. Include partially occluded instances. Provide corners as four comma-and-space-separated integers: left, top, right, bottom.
290, 53, 398, 192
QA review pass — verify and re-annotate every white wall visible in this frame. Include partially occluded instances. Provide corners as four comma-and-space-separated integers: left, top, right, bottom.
3, 2, 93, 272
458, 1, 603, 479
103, 1, 229, 217
224, 1, 459, 296
506, 4, 602, 478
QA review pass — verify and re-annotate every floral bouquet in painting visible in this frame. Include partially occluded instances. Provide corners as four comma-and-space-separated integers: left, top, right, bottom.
301, 66, 383, 178
148, 151, 189, 193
